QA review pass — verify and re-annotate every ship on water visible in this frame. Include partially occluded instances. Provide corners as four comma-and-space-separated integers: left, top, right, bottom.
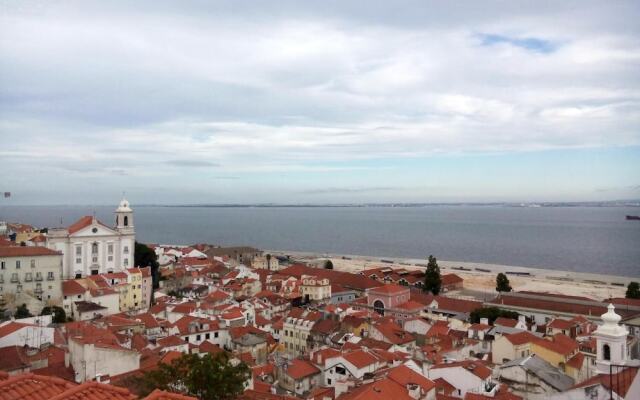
626, 215, 640, 220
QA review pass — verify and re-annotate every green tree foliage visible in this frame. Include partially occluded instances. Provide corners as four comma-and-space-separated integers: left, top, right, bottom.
626, 282, 640, 299
41, 305, 66, 323
14, 303, 33, 319
423, 255, 442, 295
136, 352, 250, 400
324, 260, 334, 270
496, 273, 513, 292
135, 242, 160, 289
470, 307, 520, 324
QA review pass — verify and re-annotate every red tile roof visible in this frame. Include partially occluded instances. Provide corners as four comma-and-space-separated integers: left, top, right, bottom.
0, 246, 61, 257
441, 274, 463, 285
370, 284, 410, 295
387, 364, 436, 393
0, 373, 77, 400
279, 264, 380, 291
342, 350, 379, 369
338, 377, 412, 400
47, 381, 137, 400
286, 359, 320, 380
503, 331, 538, 346
67, 216, 112, 235
571, 367, 638, 397
0, 322, 33, 338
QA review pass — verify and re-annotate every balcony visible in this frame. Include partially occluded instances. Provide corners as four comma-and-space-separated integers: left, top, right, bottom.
34, 288, 43, 294
11, 277, 19, 283
35, 275, 43, 281
47, 275, 55, 281
25, 275, 33, 282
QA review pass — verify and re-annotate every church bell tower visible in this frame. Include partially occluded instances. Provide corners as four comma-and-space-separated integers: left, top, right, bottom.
594, 303, 629, 375
115, 198, 135, 235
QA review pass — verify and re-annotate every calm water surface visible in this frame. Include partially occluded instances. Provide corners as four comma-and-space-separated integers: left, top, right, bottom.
1, 205, 639, 277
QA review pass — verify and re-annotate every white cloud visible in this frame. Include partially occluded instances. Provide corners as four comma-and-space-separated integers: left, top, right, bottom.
0, 1, 639, 202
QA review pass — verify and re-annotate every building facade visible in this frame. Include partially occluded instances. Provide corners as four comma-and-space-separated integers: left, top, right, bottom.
47, 199, 135, 278
0, 246, 63, 306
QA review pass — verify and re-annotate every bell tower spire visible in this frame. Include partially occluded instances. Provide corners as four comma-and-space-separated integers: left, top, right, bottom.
593, 303, 629, 375
115, 198, 134, 234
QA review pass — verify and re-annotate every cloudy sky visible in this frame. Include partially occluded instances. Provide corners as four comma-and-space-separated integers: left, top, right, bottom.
1, 1, 639, 205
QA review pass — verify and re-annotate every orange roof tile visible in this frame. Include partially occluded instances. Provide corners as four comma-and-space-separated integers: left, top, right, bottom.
0, 373, 77, 400
0, 246, 61, 257
47, 381, 137, 400
286, 359, 320, 380
370, 284, 410, 295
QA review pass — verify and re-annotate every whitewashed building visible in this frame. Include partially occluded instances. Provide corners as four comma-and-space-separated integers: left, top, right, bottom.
47, 199, 135, 278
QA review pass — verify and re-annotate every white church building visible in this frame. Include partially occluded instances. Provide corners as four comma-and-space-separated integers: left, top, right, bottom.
47, 199, 136, 278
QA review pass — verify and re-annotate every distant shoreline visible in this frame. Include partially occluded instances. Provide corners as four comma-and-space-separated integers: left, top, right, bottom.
268, 250, 638, 283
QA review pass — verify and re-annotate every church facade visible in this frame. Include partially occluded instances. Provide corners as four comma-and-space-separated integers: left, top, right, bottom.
47, 199, 136, 278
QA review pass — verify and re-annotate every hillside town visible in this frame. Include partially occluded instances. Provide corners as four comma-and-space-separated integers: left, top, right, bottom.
0, 200, 639, 400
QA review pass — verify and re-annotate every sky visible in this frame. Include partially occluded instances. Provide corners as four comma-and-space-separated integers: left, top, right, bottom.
1, 1, 639, 205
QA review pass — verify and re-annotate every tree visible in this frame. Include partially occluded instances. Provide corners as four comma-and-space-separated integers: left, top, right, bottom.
41, 306, 66, 323
135, 352, 250, 400
496, 273, 512, 293
14, 303, 33, 319
627, 282, 640, 299
135, 242, 160, 289
324, 260, 334, 270
470, 307, 520, 324
423, 255, 442, 295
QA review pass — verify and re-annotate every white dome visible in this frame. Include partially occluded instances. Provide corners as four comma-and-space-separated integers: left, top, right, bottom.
116, 198, 132, 212
601, 303, 622, 325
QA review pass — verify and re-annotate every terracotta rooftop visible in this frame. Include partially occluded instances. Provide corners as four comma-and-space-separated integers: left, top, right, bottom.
143, 389, 198, 400
47, 381, 137, 400
0, 373, 77, 400
0, 246, 61, 257
369, 284, 410, 295
571, 367, 638, 398
286, 359, 320, 380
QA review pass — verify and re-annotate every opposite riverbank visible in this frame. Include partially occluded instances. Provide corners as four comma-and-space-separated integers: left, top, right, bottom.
269, 250, 636, 301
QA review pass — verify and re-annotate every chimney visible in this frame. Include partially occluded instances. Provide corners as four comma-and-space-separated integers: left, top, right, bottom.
480, 318, 489, 325
406, 383, 421, 399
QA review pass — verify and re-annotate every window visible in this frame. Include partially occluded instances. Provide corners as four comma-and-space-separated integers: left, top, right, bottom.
30, 259, 36, 268
196, 334, 201, 341
11, 273, 18, 282
0, 261, 4, 269
76, 258, 82, 264
108, 243, 113, 254
76, 245, 82, 255
124, 216, 129, 226
123, 258, 129, 266
25, 272, 32, 281
16, 284, 22, 292
214, 332, 219, 338
123, 246, 129, 254
16, 260, 20, 269
603, 344, 611, 361
47, 272, 55, 280
108, 256, 113, 262
92, 242, 98, 254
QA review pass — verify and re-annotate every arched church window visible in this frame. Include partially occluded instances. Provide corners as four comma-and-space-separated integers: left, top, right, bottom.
603, 344, 611, 361
373, 300, 385, 316
124, 216, 128, 226
92, 242, 98, 254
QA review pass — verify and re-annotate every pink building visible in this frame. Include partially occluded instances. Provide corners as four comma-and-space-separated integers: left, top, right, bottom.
367, 284, 411, 315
